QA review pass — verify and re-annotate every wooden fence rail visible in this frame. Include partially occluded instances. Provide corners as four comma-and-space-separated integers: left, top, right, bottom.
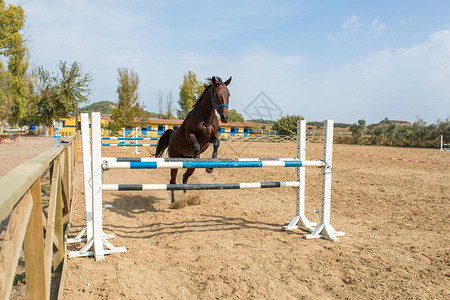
220, 133, 328, 143
0, 132, 79, 299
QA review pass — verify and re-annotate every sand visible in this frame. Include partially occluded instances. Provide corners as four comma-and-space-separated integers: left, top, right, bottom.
0, 135, 54, 177
62, 141, 449, 299
1, 137, 449, 299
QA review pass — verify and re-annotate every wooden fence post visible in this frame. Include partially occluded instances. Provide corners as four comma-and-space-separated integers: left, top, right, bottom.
44, 159, 60, 298
53, 163, 65, 270
0, 192, 33, 300
24, 178, 46, 299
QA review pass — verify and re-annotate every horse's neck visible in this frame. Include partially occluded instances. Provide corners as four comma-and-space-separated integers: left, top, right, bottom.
196, 93, 216, 124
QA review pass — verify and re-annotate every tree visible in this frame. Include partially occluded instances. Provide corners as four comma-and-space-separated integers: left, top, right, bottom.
165, 91, 175, 119
111, 67, 146, 128
111, 102, 147, 128
7, 43, 31, 126
349, 119, 366, 141
0, 62, 12, 132
103, 121, 121, 135
31, 66, 57, 135
0, 0, 28, 128
57, 61, 92, 115
157, 89, 163, 118
31, 62, 92, 135
116, 67, 139, 106
177, 71, 204, 119
0, 1, 25, 56
438, 118, 450, 136
272, 115, 304, 135
228, 109, 244, 122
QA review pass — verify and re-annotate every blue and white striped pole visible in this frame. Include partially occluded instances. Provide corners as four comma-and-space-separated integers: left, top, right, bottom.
101, 158, 324, 170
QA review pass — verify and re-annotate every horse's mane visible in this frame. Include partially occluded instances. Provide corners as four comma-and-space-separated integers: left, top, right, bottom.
193, 77, 224, 108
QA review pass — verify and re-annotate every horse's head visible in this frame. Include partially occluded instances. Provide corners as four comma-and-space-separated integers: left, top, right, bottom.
210, 76, 232, 123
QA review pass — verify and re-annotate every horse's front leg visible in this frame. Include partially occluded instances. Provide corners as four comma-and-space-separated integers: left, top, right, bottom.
189, 133, 200, 158
206, 136, 220, 173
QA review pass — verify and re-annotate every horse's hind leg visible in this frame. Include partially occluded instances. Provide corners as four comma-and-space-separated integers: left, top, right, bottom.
206, 138, 220, 173
182, 168, 196, 193
170, 168, 178, 203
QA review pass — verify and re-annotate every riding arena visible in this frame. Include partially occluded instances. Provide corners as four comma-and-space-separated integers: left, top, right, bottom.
1, 107, 448, 298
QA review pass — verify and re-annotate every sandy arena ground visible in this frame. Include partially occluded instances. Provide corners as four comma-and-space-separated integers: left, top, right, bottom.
60, 141, 450, 299
0, 135, 53, 177
1, 137, 449, 299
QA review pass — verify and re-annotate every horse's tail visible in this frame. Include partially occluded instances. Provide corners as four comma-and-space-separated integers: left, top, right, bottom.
155, 129, 173, 157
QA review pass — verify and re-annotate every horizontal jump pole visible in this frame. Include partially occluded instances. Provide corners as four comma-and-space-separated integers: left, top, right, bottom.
103, 157, 299, 162
101, 144, 157, 147
102, 137, 159, 140
108, 141, 155, 144
102, 181, 300, 191
102, 159, 324, 170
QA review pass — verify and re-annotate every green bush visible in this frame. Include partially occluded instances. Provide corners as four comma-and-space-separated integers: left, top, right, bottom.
272, 115, 304, 135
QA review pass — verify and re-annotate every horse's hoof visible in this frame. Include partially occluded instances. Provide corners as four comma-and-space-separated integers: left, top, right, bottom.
206, 168, 214, 173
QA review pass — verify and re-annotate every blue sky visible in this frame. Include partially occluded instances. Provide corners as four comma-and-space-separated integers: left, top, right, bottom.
12, 0, 450, 123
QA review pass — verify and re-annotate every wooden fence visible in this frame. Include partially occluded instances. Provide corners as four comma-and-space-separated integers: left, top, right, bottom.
220, 132, 328, 143
0, 132, 79, 299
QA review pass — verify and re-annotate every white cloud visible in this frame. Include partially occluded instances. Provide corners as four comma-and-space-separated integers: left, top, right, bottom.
342, 15, 364, 32
300, 30, 450, 123
369, 19, 386, 37
328, 15, 364, 41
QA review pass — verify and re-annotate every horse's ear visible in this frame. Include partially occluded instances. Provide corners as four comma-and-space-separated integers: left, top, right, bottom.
224, 76, 232, 86
211, 76, 217, 86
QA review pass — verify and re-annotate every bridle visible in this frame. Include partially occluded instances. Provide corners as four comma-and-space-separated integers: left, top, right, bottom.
211, 86, 228, 112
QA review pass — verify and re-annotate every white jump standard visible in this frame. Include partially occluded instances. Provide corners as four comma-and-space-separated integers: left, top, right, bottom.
68, 113, 126, 259
304, 120, 344, 241
440, 135, 450, 151
71, 113, 344, 261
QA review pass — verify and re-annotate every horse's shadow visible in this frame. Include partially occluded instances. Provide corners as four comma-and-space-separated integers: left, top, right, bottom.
103, 213, 304, 240
105, 193, 167, 219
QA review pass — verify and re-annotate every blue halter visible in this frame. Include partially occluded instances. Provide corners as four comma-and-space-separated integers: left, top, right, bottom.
211, 86, 228, 112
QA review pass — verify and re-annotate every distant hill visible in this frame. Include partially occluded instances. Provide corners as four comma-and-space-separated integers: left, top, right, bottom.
247, 119, 276, 124
307, 121, 351, 128
81, 101, 116, 114
377, 119, 412, 126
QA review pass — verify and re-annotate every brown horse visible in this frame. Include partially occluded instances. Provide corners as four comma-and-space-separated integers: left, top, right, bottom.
155, 76, 232, 203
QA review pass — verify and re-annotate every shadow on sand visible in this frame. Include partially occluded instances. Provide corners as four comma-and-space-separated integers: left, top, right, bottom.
103, 214, 305, 240
105, 193, 168, 218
